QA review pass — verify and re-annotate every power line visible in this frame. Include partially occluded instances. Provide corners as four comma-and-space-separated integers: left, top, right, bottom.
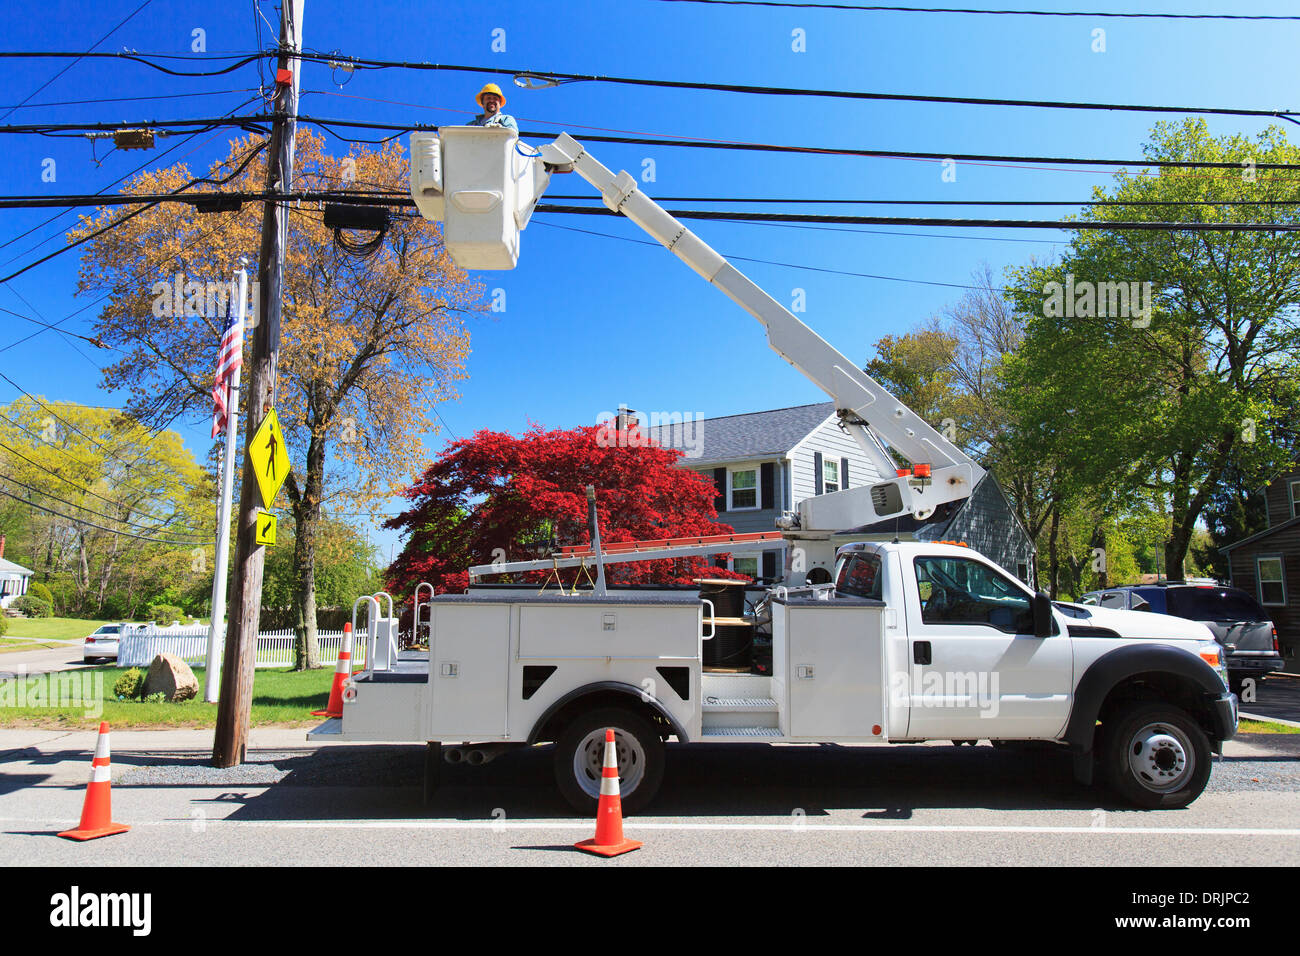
287, 55, 1300, 123
0, 405, 204, 532
0, 485, 205, 547
534, 218, 1029, 293
649, 1, 1300, 19
0, 87, 263, 113
544, 194, 1300, 207
0, 470, 205, 542
0, 113, 271, 137
0, 92, 263, 263
535, 204, 1300, 232
287, 115, 1300, 172
0, 432, 200, 530
0, 0, 155, 123
0, 50, 270, 78
0, 137, 267, 286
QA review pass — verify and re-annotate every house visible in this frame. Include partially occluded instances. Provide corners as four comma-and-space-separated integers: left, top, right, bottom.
1220, 466, 1300, 667
642, 401, 1035, 586
0, 557, 34, 609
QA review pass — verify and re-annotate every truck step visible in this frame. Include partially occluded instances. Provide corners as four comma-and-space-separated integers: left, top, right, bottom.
702, 696, 778, 713
701, 726, 784, 739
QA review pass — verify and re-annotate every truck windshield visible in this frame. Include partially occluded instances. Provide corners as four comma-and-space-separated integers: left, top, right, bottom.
836, 552, 883, 600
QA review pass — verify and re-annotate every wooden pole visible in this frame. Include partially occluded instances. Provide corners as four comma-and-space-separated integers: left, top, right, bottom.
212, 0, 304, 767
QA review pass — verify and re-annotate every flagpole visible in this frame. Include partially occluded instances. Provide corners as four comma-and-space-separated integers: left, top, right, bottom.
203, 267, 248, 703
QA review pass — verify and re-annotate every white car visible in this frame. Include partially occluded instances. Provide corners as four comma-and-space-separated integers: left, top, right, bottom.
82, 624, 124, 663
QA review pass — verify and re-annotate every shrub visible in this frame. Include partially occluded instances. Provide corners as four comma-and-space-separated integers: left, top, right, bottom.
26, 580, 53, 605
143, 691, 166, 704
146, 604, 185, 626
12, 595, 52, 618
114, 668, 145, 700
0, 614, 7, 636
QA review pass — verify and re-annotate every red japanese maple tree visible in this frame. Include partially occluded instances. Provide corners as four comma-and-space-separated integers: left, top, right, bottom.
384, 422, 748, 597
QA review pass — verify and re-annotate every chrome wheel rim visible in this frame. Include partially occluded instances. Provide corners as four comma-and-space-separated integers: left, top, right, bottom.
573, 728, 645, 800
1127, 721, 1194, 793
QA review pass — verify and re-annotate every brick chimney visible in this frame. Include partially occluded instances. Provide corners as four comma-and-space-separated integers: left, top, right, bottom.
0, 534, 6, 560
615, 404, 638, 432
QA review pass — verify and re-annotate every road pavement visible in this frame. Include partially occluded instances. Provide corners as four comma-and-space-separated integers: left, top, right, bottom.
2, 727, 1297, 866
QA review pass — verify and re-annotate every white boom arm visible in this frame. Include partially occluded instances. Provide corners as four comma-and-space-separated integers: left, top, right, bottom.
410, 128, 984, 527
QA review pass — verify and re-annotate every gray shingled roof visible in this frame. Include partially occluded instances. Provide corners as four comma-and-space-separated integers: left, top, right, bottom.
643, 401, 834, 463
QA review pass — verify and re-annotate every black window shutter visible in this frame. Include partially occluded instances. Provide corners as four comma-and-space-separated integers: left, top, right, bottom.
760, 462, 775, 510
841, 457, 850, 490
713, 467, 727, 513
762, 550, 777, 581
814, 452, 823, 495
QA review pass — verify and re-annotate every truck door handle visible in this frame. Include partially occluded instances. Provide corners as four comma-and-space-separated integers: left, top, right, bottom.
913, 641, 932, 665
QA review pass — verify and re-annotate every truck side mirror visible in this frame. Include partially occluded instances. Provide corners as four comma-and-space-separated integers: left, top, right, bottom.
1032, 591, 1053, 637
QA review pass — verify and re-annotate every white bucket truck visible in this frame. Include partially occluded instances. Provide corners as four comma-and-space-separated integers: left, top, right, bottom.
310, 126, 1237, 813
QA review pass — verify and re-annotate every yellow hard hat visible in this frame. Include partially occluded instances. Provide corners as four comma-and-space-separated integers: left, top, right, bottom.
476, 83, 506, 108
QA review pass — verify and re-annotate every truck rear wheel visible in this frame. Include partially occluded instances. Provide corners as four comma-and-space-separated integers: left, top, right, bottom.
1099, 701, 1211, 809
554, 708, 664, 816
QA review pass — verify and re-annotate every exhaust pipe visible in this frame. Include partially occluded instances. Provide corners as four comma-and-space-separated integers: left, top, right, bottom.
443, 747, 464, 764
465, 749, 485, 766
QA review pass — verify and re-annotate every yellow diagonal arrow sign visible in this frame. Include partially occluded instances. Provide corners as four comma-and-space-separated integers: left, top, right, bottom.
248, 408, 290, 508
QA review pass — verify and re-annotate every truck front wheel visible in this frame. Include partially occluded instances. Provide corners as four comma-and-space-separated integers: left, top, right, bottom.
1099, 701, 1211, 809
554, 708, 665, 816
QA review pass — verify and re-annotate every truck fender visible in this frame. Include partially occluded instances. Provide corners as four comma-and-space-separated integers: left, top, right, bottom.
526, 680, 691, 745
1064, 643, 1229, 760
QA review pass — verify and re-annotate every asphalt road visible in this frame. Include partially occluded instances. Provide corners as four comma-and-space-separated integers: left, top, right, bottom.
2, 729, 1297, 866
0, 642, 88, 676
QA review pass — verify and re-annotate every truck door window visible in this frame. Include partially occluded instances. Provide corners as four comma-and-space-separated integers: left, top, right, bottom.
913, 556, 1033, 633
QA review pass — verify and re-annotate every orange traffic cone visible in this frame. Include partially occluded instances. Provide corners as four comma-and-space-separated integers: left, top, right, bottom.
574, 729, 642, 857
58, 722, 129, 841
311, 624, 353, 718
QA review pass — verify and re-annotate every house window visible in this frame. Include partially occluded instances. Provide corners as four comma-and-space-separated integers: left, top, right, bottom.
822, 458, 839, 494
1017, 562, 1029, 584
731, 556, 758, 578
1290, 480, 1300, 519
729, 468, 758, 510
1257, 556, 1286, 606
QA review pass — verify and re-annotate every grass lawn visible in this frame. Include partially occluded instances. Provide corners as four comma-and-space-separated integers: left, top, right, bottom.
4, 616, 114, 643
1238, 718, 1300, 734
0, 665, 336, 729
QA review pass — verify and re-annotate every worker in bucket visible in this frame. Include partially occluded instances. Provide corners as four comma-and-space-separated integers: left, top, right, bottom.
467, 83, 518, 131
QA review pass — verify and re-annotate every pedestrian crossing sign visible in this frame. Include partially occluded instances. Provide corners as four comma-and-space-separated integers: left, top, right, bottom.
249, 408, 290, 508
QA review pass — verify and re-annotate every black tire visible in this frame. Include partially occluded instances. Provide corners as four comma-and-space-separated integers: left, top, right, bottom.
553, 707, 665, 816
1099, 701, 1211, 809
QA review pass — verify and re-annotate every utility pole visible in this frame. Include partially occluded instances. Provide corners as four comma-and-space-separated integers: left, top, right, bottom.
212, 0, 304, 767
203, 264, 248, 703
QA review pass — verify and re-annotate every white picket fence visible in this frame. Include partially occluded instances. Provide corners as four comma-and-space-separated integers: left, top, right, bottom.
118, 626, 362, 669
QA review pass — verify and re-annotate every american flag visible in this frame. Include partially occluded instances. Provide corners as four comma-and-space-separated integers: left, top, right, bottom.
210, 307, 244, 438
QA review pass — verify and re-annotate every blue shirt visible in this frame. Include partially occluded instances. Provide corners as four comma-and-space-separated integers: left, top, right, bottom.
468, 112, 518, 132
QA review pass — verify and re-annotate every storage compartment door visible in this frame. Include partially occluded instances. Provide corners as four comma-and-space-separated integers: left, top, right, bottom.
429, 604, 511, 739
787, 606, 885, 739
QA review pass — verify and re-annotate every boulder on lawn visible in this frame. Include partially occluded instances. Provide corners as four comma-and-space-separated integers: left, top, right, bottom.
142, 652, 199, 702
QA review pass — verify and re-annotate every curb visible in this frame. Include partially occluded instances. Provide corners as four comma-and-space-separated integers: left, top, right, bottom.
1239, 711, 1300, 730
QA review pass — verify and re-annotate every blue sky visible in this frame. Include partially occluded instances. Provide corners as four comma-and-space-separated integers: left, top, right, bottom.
0, 0, 1296, 562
